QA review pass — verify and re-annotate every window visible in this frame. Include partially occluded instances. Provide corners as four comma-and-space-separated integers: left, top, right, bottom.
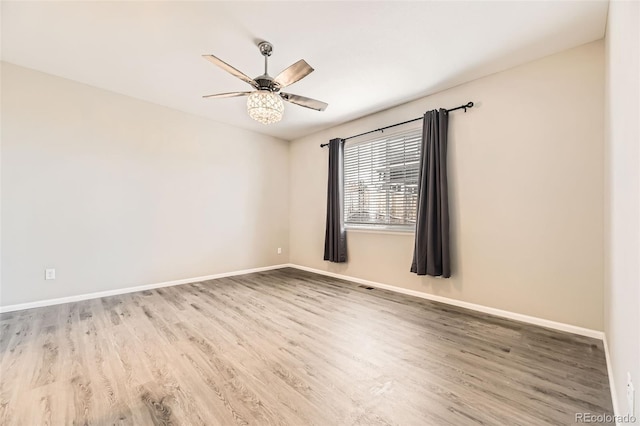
343, 127, 422, 230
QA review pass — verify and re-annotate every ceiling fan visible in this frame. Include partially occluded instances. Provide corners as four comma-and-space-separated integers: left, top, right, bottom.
203, 41, 328, 125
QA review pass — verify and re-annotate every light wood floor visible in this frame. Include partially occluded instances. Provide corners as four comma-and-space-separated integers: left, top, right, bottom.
1, 268, 612, 425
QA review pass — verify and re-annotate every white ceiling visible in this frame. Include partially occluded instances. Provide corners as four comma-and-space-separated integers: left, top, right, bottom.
1, 1, 608, 140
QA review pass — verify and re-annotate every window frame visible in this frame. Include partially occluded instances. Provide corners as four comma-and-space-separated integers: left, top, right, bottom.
342, 124, 422, 233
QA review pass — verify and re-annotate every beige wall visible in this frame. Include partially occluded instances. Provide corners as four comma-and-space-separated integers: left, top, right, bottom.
0, 62, 290, 307
604, 0, 640, 416
1, 41, 610, 334
290, 41, 605, 330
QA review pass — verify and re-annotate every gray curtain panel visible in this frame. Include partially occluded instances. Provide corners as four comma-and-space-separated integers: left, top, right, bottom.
323, 138, 347, 263
411, 109, 451, 277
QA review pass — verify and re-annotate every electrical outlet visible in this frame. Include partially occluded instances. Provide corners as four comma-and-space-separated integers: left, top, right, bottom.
45, 268, 56, 280
277, 247, 282, 255
628, 372, 635, 417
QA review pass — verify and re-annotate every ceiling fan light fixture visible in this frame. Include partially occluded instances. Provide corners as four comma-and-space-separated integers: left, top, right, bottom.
247, 90, 284, 125
203, 42, 327, 121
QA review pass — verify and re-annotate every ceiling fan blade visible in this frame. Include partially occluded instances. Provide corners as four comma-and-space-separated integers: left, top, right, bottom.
274, 60, 314, 88
202, 55, 258, 89
202, 91, 252, 99
280, 92, 328, 111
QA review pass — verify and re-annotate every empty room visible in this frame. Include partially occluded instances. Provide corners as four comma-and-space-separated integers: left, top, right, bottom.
1, 1, 638, 425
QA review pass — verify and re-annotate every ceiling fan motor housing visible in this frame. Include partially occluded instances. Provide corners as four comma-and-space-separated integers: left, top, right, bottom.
254, 76, 278, 92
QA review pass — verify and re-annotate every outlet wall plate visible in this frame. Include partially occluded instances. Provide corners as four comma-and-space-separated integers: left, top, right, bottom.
45, 268, 56, 280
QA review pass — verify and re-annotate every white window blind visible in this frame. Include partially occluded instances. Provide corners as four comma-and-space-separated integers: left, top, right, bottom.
344, 127, 422, 229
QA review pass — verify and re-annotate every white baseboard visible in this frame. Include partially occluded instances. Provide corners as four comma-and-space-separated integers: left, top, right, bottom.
603, 335, 620, 420
285, 263, 605, 340
1, 262, 605, 341
0, 264, 289, 313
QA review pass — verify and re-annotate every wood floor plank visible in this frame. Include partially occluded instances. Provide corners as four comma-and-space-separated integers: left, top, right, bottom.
0, 268, 613, 425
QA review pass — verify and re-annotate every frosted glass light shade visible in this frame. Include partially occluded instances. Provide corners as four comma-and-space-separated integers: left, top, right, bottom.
247, 91, 284, 124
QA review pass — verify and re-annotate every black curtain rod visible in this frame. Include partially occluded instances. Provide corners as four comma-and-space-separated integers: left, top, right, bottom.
320, 102, 474, 148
